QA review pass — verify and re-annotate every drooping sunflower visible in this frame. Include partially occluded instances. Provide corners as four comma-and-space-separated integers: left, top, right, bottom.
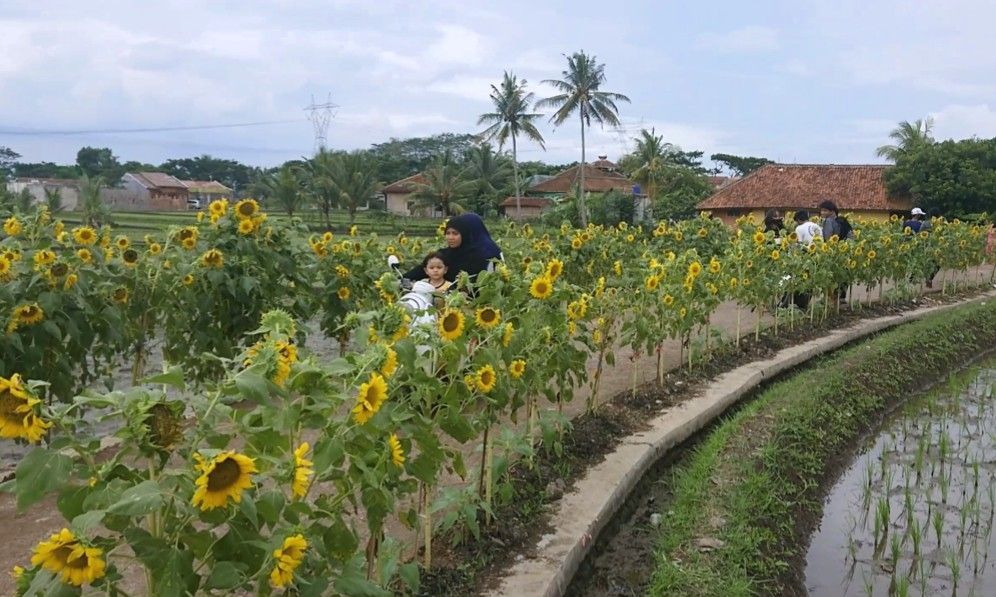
388, 433, 405, 468
181, 237, 197, 250
501, 322, 514, 347
729, 277, 739, 289
334, 265, 350, 279
14, 303, 44, 326
0, 256, 12, 280
115, 236, 130, 250
292, 443, 313, 499
475, 364, 497, 394
233, 199, 260, 220
380, 345, 398, 378
121, 248, 139, 267
644, 275, 660, 291
337, 287, 350, 301
72, 226, 97, 246
509, 359, 526, 380
30, 528, 106, 587
112, 287, 129, 304
770, 249, 780, 261
688, 261, 702, 278
269, 534, 307, 588
182, 274, 194, 286
33, 250, 56, 268
0, 374, 51, 442
201, 248, 224, 269
438, 308, 465, 341
474, 306, 501, 329
709, 259, 721, 274
529, 276, 553, 300
545, 258, 564, 280
191, 451, 257, 511
237, 219, 255, 235
209, 199, 228, 217
352, 372, 388, 425
4, 217, 22, 236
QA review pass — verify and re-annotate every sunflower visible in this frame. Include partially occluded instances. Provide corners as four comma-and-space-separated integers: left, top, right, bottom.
108, 287, 128, 304
191, 451, 257, 510
688, 261, 702, 278
72, 226, 97, 245
121, 248, 139, 267
501, 322, 514, 347
388, 433, 405, 468
697, 227, 708, 238
292, 443, 313, 499
613, 260, 623, 276
663, 294, 675, 306
14, 303, 44, 326
867, 250, 877, 260
752, 230, 766, 244
644, 275, 660, 291
209, 199, 228, 217
770, 249, 780, 261
335, 265, 350, 279
30, 528, 106, 587
349, 225, 358, 237
509, 359, 526, 380
0, 256, 11, 279
148, 242, 162, 255
238, 219, 255, 235
182, 274, 194, 286
709, 259, 721, 274
115, 236, 130, 250
273, 340, 298, 387
529, 276, 553, 300
380, 345, 398, 378
475, 306, 501, 329
352, 372, 388, 425
475, 364, 497, 394
181, 237, 197, 250
269, 534, 307, 588
201, 249, 224, 269
1, 374, 51, 442
33, 250, 56, 268
3, 217, 22, 236
729, 277, 739, 289
322, 231, 334, 243
438, 308, 465, 342
337, 287, 350, 301
234, 199, 260, 220
571, 237, 583, 250
545, 258, 564, 280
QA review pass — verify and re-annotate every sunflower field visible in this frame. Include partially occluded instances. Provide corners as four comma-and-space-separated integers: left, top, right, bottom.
1, 201, 992, 595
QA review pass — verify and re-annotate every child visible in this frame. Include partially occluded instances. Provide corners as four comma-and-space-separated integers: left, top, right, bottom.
422, 252, 451, 293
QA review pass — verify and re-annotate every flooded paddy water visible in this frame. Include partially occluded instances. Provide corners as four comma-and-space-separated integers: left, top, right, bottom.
806, 354, 996, 596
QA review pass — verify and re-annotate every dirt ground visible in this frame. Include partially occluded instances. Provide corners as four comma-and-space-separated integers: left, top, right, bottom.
1, 268, 992, 595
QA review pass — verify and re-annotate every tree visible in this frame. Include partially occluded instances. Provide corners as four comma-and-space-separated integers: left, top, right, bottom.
43, 187, 64, 213
329, 151, 381, 222
257, 165, 306, 217
160, 155, 255, 191
76, 146, 123, 182
537, 50, 630, 226
478, 71, 546, 208
884, 137, 996, 217
652, 167, 713, 221
12, 162, 80, 179
876, 118, 935, 162
303, 149, 341, 226
463, 143, 513, 216
710, 153, 773, 177
369, 133, 477, 183
79, 174, 110, 227
1, 146, 20, 178
410, 151, 475, 216
620, 128, 670, 200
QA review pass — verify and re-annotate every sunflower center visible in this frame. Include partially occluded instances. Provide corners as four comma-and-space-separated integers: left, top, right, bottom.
207, 457, 242, 491
481, 371, 494, 385
0, 392, 22, 420
442, 313, 459, 332
481, 310, 496, 322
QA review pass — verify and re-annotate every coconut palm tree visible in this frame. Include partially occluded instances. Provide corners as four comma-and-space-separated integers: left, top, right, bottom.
43, 187, 64, 213
329, 151, 381, 222
303, 148, 340, 226
258, 164, 306, 217
477, 71, 546, 209
625, 128, 672, 200
79, 174, 110, 227
537, 51, 630, 226
876, 118, 935, 162
410, 151, 474, 216
464, 143, 513, 216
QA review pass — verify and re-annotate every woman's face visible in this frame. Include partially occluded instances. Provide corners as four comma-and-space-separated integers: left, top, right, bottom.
444, 228, 462, 248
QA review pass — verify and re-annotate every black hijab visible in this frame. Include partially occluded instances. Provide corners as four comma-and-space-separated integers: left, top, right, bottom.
404, 213, 503, 282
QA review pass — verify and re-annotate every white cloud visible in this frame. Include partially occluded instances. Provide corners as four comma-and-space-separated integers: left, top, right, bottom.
930, 104, 996, 140
696, 26, 779, 53
780, 59, 811, 76
424, 24, 489, 67
425, 75, 496, 101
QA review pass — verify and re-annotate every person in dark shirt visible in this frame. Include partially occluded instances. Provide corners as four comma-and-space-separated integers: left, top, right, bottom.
404, 213, 503, 283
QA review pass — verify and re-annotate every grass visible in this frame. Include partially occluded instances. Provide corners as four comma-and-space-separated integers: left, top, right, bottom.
648, 299, 996, 596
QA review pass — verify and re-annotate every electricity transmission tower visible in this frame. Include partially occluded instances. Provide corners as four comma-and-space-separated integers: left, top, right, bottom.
304, 94, 338, 152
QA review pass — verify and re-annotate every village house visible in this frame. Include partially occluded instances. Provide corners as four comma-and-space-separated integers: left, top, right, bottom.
181, 180, 234, 207
5, 178, 81, 210
115, 172, 190, 211
526, 156, 648, 219
499, 196, 553, 220
380, 173, 431, 216
696, 164, 912, 226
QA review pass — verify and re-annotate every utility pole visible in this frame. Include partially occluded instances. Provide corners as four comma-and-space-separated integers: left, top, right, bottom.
304, 93, 338, 153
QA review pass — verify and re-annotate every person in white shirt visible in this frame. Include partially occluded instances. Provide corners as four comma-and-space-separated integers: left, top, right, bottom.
794, 210, 822, 245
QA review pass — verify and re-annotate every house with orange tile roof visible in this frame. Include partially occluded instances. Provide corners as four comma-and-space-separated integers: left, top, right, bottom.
696, 164, 912, 226
121, 172, 190, 210
380, 173, 433, 216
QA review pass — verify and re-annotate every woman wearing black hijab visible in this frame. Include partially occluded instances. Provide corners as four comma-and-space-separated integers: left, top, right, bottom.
404, 213, 503, 283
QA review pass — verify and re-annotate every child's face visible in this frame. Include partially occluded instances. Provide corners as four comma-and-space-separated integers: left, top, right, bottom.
425, 258, 446, 280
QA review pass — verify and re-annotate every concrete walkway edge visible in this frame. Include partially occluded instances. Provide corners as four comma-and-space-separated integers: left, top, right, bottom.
489, 291, 996, 597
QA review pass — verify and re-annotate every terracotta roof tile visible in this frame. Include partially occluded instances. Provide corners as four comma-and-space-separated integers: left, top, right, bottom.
528, 164, 636, 194
129, 172, 186, 189
382, 173, 428, 194
181, 180, 232, 193
696, 164, 912, 211
499, 196, 553, 208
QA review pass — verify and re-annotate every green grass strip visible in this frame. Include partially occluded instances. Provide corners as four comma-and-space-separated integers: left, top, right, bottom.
650, 299, 996, 596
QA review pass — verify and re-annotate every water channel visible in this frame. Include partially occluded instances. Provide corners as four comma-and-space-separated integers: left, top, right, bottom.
806, 354, 996, 596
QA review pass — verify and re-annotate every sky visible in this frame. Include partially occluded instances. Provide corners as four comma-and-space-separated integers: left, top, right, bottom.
2, 0, 996, 172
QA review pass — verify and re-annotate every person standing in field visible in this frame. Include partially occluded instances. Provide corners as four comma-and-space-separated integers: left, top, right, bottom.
793, 210, 822, 246
818, 200, 851, 300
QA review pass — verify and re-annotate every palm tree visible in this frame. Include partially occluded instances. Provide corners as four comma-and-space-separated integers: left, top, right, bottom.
478, 71, 546, 210
303, 148, 340, 226
410, 151, 475, 216
537, 51, 630, 226
626, 128, 671, 200
464, 143, 513, 216
79, 174, 110, 227
876, 118, 935, 162
329, 151, 381, 222
43, 187, 64, 213
259, 165, 306, 217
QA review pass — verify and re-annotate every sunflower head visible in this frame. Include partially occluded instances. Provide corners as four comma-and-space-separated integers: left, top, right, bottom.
509, 359, 526, 380
14, 303, 44, 326
380, 345, 398, 378
501, 322, 514, 347
238, 219, 256, 235
438, 308, 465, 341
3, 217, 22, 236
352, 372, 388, 425
201, 249, 224, 269
337, 286, 350, 301
234, 199, 260, 220
182, 274, 194, 286
688, 261, 702, 277
121, 248, 139, 267
30, 528, 106, 587
545, 258, 564, 280
115, 236, 130, 250
191, 451, 257, 511
529, 276, 553, 300
72, 226, 97, 245
388, 433, 405, 468
209, 199, 228, 216
112, 287, 129, 304
270, 534, 308, 588
474, 306, 501, 329
292, 443, 314, 499
148, 242, 162, 255
475, 364, 497, 394
1, 373, 51, 443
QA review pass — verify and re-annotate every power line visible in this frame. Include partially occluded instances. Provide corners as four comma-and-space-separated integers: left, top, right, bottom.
0, 119, 304, 136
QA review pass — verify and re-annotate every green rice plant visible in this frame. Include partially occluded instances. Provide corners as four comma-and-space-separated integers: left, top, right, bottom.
890, 532, 902, 567
934, 509, 945, 547
949, 552, 962, 591
910, 518, 923, 558
894, 574, 910, 597
941, 469, 952, 504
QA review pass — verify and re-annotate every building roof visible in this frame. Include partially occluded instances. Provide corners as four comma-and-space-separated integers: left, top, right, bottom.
707, 175, 737, 189
127, 172, 187, 189
696, 164, 912, 212
181, 180, 232, 193
528, 164, 636, 194
14, 177, 80, 187
499, 196, 553, 209
590, 155, 618, 171
382, 173, 429, 194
